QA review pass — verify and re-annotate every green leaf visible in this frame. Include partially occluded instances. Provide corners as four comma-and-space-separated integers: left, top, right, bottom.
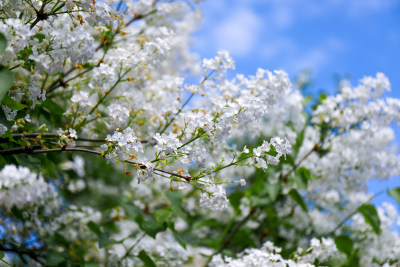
228, 191, 244, 215
84, 263, 100, 267
0, 66, 14, 102
267, 182, 281, 202
87, 221, 102, 236
293, 167, 314, 190
34, 33, 46, 43
82, 63, 96, 68
46, 250, 65, 266
0, 250, 4, 259
292, 173, 308, 190
138, 250, 156, 267
165, 190, 183, 207
193, 219, 220, 229
334, 235, 353, 256
171, 230, 186, 249
319, 92, 328, 103
248, 175, 266, 195
298, 167, 311, 180
11, 206, 24, 220
140, 220, 165, 238
358, 204, 381, 234
121, 202, 141, 220
231, 228, 257, 249
169, 205, 186, 219
316, 144, 331, 158
3, 134, 15, 145
41, 98, 65, 116
249, 195, 271, 206
54, 233, 69, 247
0, 155, 7, 169
343, 253, 360, 267
388, 187, 400, 207
288, 188, 308, 212
1, 96, 27, 110
0, 33, 6, 54
99, 236, 119, 248
283, 154, 295, 167
153, 209, 172, 224
293, 123, 307, 154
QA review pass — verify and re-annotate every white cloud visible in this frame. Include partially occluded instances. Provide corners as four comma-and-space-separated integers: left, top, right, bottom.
284, 38, 346, 74
288, 49, 329, 73
259, 0, 400, 23
259, 37, 296, 59
346, 0, 399, 17
194, 0, 393, 73
212, 7, 262, 57
271, 3, 294, 29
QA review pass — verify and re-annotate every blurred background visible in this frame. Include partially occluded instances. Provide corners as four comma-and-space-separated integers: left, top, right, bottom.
191, 0, 400, 207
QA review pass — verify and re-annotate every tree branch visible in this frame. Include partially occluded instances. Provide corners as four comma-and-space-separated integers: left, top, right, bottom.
45, 10, 154, 94
0, 144, 190, 181
205, 207, 257, 266
0, 145, 43, 155
0, 133, 107, 144
0, 244, 45, 265
279, 143, 318, 182
0, 132, 149, 144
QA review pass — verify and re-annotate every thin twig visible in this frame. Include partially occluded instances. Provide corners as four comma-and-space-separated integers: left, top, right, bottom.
2, 132, 145, 143
159, 93, 194, 135
0, 245, 45, 265
31, 147, 102, 156
205, 207, 257, 266
118, 233, 146, 263
0, 145, 43, 155
328, 190, 385, 235
153, 168, 191, 182
0, 133, 108, 143
45, 11, 152, 94
0, 144, 189, 181
157, 70, 215, 134
279, 144, 318, 181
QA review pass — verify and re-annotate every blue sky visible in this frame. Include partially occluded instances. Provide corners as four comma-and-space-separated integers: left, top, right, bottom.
192, 0, 400, 207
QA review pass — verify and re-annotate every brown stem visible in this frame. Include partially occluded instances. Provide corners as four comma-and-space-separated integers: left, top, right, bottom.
0, 145, 43, 155
205, 207, 257, 266
0, 244, 45, 265
31, 147, 102, 156
29, 17, 41, 29
45, 67, 75, 93
153, 168, 191, 182
0, 133, 107, 143
45, 11, 151, 94
1, 144, 189, 181
279, 144, 318, 182
294, 144, 319, 170
1, 132, 149, 145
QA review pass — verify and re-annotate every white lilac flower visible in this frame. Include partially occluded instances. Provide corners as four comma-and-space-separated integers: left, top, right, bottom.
154, 133, 182, 154
89, 63, 117, 91
210, 240, 316, 267
137, 160, 154, 182
69, 128, 78, 139
71, 91, 90, 105
62, 156, 85, 177
2, 105, 17, 121
104, 128, 144, 162
0, 124, 7, 136
199, 178, 229, 211
202, 49, 235, 76
0, 165, 58, 209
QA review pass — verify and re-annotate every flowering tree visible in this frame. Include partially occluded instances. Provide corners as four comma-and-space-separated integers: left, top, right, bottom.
1, 0, 400, 266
